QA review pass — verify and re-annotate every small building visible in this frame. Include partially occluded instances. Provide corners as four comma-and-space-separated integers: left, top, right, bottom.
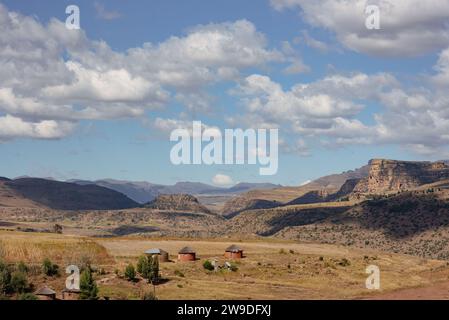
178, 246, 196, 262
61, 289, 81, 300
145, 248, 170, 262
35, 286, 56, 300
224, 244, 244, 259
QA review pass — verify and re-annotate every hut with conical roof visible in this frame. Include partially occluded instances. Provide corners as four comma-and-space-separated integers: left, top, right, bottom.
35, 286, 56, 300
178, 246, 196, 262
224, 244, 244, 259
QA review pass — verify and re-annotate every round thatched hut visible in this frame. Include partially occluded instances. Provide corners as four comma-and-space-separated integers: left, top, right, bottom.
178, 246, 196, 262
145, 248, 170, 262
224, 244, 244, 259
35, 286, 56, 300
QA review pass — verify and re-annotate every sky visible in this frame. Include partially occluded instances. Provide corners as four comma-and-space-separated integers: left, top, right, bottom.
0, 0, 449, 186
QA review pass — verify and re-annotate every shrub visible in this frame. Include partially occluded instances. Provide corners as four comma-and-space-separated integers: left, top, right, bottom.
79, 269, 98, 300
174, 270, 185, 278
229, 263, 238, 272
137, 255, 159, 283
203, 260, 214, 271
42, 258, 59, 277
124, 264, 136, 282
10, 272, 29, 293
18, 293, 38, 300
0, 265, 11, 294
17, 262, 28, 274
141, 291, 158, 300
338, 258, 351, 267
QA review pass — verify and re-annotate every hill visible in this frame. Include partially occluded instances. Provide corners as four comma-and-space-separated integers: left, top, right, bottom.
4, 178, 139, 210
144, 194, 212, 214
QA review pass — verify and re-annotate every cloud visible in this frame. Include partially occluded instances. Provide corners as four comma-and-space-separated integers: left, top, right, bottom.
0, 115, 74, 141
94, 2, 121, 20
212, 174, 234, 186
271, 0, 449, 57
297, 31, 329, 52
0, 4, 285, 141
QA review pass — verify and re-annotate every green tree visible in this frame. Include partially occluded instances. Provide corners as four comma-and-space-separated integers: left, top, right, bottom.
42, 258, 59, 277
124, 264, 136, 282
10, 272, 28, 293
18, 293, 38, 300
79, 269, 98, 300
0, 262, 11, 294
203, 260, 214, 271
17, 261, 28, 274
137, 255, 148, 275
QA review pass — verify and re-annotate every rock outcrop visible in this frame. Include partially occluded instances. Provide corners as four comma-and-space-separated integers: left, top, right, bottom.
353, 159, 449, 195
144, 194, 211, 213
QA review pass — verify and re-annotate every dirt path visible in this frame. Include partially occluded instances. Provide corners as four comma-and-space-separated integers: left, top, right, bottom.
368, 281, 449, 300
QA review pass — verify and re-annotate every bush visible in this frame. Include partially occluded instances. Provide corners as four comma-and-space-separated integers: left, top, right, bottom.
141, 291, 158, 300
79, 269, 98, 300
203, 260, 214, 271
174, 270, 185, 278
18, 293, 38, 300
124, 264, 136, 282
42, 258, 59, 277
17, 262, 28, 274
10, 272, 29, 293
229, 263, 238, 272
0, 264, 11, 294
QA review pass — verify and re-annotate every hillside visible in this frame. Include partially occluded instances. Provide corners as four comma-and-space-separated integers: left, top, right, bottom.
144, 194, 212, 214
4, 178, 139, 210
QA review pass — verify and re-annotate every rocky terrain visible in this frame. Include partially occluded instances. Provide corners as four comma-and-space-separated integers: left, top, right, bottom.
353, 159, 449, 195
144, 194, 212, 214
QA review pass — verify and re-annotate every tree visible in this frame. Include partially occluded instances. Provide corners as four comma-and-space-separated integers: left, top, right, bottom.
203, 260, 214, 271
137, 255, 159, 283
0, 263, 11, 294
137, 255, 148, 275
79, 269, 98, 300
17, 261, 28, 274
53, 224, 63, 234
124, 264, 136, 282
42, 258, 59, 277
148, 255, 159, 283
10, 272, 28, 293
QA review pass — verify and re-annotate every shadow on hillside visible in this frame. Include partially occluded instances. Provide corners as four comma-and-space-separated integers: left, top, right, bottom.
259, 206, 351, 237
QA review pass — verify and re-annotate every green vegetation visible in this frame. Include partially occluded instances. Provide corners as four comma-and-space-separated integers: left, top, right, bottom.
18, 293, 38, 300
136, 255, 159, 283
42, 258, 59, 277
124, 264, 136, 282
79, 269, 98, 300
203, 260, 214, 271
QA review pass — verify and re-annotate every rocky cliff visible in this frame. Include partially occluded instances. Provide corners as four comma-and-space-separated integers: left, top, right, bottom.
353, 159, 449, 194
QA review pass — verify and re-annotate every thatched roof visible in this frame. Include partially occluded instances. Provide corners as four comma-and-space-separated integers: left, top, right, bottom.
145, 248, 168, 255
225, 244, 243, 252
178, 246, 196, 254
35, 286, 56, 296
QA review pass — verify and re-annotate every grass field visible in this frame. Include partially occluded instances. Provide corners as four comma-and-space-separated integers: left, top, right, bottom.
1, 230, 449, 300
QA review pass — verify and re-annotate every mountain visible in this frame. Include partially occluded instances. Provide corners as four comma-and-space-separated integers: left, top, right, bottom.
144, 194, 211, 213
353, 159, 449, 195
69, 179, 281, 204
304, 164, 370, 189
4, 178, 139, 210
226, 182, 281, 193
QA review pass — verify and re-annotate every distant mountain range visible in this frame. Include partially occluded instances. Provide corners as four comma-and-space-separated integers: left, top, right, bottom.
67, 179, 281, 204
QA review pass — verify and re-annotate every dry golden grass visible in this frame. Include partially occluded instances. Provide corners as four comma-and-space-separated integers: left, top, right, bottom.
0, 230, 113, 266
97, 237, 449, 300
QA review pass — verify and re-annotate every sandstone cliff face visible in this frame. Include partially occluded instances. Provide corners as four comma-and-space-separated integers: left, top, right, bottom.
353, 159, 449, 194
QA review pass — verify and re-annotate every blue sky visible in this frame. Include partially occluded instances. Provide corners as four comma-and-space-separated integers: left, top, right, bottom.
1, 0, 449, 186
